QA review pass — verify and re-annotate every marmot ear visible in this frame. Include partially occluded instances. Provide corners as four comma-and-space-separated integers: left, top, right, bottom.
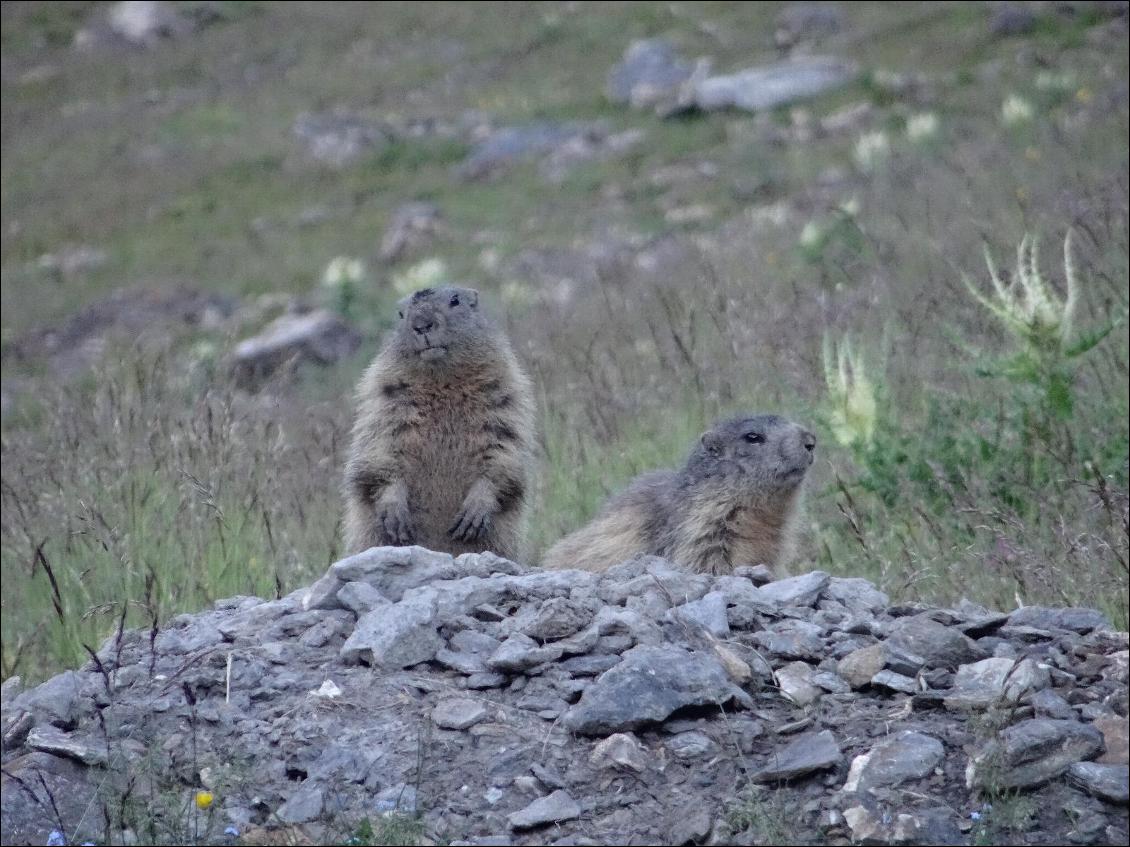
700, 430, 722, 455
465, 289, 479, 309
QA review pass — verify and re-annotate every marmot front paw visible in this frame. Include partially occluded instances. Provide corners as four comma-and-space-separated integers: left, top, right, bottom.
378, 501, 416, 546
449, 501, 494, 542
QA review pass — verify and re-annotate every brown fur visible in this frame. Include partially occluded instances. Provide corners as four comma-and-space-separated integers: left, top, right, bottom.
342, 286, 536, 561
543, 415, 815, 574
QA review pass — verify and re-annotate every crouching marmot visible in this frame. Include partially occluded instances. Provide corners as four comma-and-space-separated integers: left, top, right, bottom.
343, 285, 536, 560
542, 414, 816, 574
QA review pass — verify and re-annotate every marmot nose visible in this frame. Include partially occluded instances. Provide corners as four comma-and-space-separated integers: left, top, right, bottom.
802, 431, 817, 452
412, 317, 435, 336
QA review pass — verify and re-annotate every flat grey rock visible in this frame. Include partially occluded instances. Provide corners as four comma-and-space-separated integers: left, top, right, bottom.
606, 38, 695, 108
276, 784, 324, 824
487, 634, 564, 672
433, 697, 489, 730
824, 577, 889, 613
1068, 761, 1130, 805
968, 719, 1104, 790
838, 643, 885, 689
694, 58, 855, 113
507, 789, 581, 829
888, 615, 985, 669
339, 595, 441, 668
25, 725, 107, 766
1007, 606, 1109, 634
752, 729, 841, 782
563, 645, 750, 735
668, 591, 730, 637
755, 570, 830, 608
844, 731, 944, 792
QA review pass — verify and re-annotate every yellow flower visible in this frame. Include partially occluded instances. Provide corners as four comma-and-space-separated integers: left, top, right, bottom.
1075, 87, 1093, 104
196, 790, 215, 810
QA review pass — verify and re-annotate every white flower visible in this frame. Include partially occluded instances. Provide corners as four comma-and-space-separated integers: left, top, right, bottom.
1001, 94, 1034, 127
905, 112, 939, 144
321, 256, 365, 289
799, 220, 825, 250
853, 130, 891, 172
392, 257, 448, 297
838, 196, 861, 217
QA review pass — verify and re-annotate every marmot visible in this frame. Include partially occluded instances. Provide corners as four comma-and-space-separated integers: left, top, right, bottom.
343, 285, 536, 561
542, 414, 816, 574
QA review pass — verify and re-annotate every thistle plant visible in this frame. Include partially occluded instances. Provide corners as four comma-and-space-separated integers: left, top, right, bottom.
963, 231, 1118, 418
822, 334, 880, 451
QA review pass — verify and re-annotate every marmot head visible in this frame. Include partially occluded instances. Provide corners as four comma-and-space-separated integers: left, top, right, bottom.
390, 285, 494, 366
689, 414, 817, 493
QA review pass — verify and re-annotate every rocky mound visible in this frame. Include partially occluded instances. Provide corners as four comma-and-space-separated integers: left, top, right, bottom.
2, 549, 1127, 846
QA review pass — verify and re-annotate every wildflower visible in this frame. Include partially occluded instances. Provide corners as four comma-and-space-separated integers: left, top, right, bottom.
963, 232, 1079, 348
224, 826, 240, 837
905, 112, 939, 144
391, 257, 448, 298
838, 196, 861, 217
321, 256, 365, 290
822, 335, 879, 449
1001, 94, 1034, 126
853, 130, 891, 172
799, 220, 825, 251
970, 811, 982, 821
1075, 87, 1093, 104
196, 790, 215, 810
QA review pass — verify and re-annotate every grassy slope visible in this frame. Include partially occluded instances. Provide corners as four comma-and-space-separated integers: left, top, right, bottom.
2, 1, 1128, 680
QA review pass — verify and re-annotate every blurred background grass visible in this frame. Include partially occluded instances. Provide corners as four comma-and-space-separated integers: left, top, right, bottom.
2, 0, 1127, 681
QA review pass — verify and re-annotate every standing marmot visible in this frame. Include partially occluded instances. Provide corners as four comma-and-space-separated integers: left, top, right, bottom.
343, 285, 536, 561
542, 414, 816, 574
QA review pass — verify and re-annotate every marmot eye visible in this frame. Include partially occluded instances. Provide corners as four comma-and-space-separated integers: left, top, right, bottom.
744, 433, 764, 444
397, 310, 404, 319
449, 295, 460, 307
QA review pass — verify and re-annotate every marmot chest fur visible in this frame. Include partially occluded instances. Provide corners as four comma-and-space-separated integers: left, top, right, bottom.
343, 285, 536, 561
542, 414, 816, 575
